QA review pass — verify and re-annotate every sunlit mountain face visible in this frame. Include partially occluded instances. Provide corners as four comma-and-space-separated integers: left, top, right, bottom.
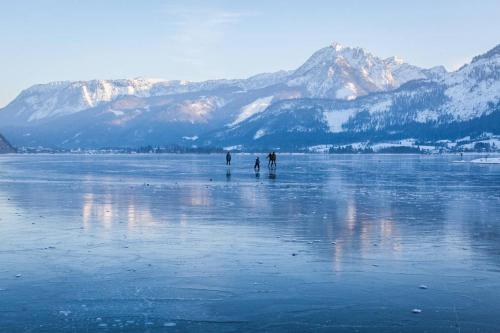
0, 43, 498, 150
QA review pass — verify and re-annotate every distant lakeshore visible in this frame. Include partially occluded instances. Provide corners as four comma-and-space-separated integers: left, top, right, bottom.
9, 146, 500, 155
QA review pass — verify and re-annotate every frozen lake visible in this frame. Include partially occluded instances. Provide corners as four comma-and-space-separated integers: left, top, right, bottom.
1, 154, 500, 332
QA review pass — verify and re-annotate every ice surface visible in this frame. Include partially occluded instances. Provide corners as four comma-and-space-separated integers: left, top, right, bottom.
470, 157, 500, 164
0, 154, 499, 332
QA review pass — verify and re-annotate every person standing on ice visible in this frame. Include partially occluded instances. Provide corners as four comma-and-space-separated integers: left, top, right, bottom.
254, 157, 260, 171
226, 151, 232, 166
267, 152, 272, 167
271, 152, 277, 168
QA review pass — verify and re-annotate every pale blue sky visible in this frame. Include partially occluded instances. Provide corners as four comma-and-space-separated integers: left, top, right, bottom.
0, 0, 499, 107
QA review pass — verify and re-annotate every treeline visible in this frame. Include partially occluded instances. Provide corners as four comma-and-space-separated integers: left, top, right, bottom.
17, 145, 224, 154
328, 146, 423, 154
135, 145, 224, 154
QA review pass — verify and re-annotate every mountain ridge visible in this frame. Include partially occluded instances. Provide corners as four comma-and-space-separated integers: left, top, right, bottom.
0, 42, 434, 125
0, 42, 498, 151
204, 43, 499, 150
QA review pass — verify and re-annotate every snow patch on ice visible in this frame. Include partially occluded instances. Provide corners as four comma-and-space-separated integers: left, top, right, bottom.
470, 157, 500, 164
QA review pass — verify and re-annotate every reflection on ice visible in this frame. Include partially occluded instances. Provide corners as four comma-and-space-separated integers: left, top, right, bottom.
0, 154, 499, 332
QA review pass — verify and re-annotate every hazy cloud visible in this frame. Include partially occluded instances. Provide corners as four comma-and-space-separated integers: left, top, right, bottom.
162, 5, 257, 71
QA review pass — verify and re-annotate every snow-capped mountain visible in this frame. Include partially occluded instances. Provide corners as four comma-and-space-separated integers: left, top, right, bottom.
205, 44, 500, 149
0, 42, 431, 127
3, 78, 166, 123
0, 42, 497, 150
285, 42, 443, 100
0, 70, 297, 126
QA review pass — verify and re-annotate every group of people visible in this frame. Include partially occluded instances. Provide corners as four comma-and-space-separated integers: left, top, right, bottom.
225, 151, 277, 171
266, 152, 277, 168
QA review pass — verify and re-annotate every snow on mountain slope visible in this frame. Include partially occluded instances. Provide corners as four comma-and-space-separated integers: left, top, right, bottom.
286, 42, 437, 100
442, 44, 500, 121
324, 108, 358, 132
1, 42, 497, 150
0, 41, 437, 128
2, 78, 167, 123
230, 96, 274, 126
205, 44, 500, 149
238, 71, 293, 90
0, 74, 292, 127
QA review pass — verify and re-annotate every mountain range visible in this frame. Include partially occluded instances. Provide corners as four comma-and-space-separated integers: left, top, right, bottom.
0, 42, 498, 151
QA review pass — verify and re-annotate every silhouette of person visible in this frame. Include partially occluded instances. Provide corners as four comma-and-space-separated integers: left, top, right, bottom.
267, 152, 272, 167
271, 151, 277, 168
254, 157, 260, 171
226, 151, 231, 165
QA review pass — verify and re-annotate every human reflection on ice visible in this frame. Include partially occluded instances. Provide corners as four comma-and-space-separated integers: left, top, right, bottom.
81, 187, 159, 233
80, 191, 115, 230
102, 194, 113, 230
126, 200, 158, 232
127, 202, 136, 228
188, 186, 211, 207
0, 154, 498, 264
81, 193, 93, 230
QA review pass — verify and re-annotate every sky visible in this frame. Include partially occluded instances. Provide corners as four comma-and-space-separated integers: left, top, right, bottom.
0, 0, 499, 107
